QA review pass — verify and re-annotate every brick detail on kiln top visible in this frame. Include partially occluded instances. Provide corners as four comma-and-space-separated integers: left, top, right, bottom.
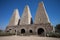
34, 2, 50, 24
8, 9, 20, 26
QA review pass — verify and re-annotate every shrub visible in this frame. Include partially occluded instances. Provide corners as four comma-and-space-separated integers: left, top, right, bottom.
46, 32, 60, 38
0, 32, 15, 36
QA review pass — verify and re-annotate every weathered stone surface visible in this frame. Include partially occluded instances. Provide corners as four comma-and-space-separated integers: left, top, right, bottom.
34, 2, 50, 24
8, 9, 20, 26
6, 2, 53, 36
20, 5, 32, 25
6, 23, 53, 36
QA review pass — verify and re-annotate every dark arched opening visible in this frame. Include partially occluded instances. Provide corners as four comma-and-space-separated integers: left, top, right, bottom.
37, 28, 44, 35
6, 30, 9, 32
30, 18, 33, 24
15, 30, 16, 32
18, 19, 20, 25
29, 30, 33, 33
21, 29, 25, 34
9, 29, 12, 30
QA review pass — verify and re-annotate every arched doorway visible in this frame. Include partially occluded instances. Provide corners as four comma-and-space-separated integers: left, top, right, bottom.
37, 28, 44, 35
29, 30, 33, 33
21, 29, 25, 34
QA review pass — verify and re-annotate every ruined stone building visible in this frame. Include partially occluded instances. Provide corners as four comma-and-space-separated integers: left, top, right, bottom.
6, 2, 53, 36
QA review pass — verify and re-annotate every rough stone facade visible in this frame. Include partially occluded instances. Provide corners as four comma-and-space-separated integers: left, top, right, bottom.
8, 9, 20, 26
6, 23, 52, 36
34, 2, 50, 24
5, 2, 53, 36
20, 5, 32, 25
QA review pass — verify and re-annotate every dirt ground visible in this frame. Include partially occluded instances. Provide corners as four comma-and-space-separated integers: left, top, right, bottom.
0, 35, 60, 40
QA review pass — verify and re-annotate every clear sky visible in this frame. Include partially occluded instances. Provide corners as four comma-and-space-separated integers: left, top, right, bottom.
0, 0, 60, 30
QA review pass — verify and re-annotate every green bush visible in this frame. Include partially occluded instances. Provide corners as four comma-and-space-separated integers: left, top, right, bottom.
0, 32, 15, 36
46, 32, 60, 38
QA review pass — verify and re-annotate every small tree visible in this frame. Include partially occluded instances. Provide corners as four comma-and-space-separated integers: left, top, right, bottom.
55, 24, 60, 33
0, 29, 3, 32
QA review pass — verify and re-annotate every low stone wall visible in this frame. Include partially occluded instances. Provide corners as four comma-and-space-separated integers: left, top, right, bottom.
5, 23, 53, 36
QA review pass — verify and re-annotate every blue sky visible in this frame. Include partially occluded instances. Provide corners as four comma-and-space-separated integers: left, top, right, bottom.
0, 0, 60, 30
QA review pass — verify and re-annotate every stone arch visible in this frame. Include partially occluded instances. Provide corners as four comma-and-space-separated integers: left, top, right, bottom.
15, 30, 16, 32
36, 27, 46, 36
7, 28, 12, 32
21, 29, 25, 34
37, 28, 44, 35
29, 30, 33, 33
6, 30, 9, 32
